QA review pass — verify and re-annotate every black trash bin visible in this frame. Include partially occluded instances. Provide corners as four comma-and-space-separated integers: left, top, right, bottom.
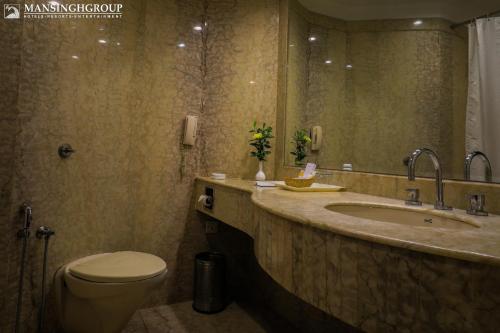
193, 252, 227, 313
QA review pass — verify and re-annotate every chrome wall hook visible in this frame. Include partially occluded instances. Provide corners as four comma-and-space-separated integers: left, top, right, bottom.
58, 144, 75, 158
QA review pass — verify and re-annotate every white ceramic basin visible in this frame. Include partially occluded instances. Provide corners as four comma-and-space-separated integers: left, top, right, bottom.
325, 203, 480, 230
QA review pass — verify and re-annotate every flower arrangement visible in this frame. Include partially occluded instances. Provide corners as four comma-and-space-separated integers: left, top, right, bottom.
290, 129, 311, 165
249, 121, 274, 161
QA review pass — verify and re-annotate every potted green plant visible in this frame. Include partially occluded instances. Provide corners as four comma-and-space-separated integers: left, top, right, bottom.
249, 121, 274, 180
290, 129, 311, 166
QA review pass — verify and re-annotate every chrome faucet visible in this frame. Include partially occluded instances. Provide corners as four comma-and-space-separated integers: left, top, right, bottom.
407, 148, 451, 210
464, 151, 492, 182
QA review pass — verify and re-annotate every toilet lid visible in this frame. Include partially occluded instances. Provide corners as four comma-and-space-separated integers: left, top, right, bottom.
69, 251, 167, 283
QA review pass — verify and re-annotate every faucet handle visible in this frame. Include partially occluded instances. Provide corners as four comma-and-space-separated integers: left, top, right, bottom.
467, 193, 488, 216
405, 188, 422, 206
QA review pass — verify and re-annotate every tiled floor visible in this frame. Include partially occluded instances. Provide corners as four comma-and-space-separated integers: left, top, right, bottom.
122, 301, 269, 333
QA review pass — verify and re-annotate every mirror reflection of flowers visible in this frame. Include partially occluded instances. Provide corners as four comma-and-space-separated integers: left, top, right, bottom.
249, 121, 274, 161
291, 129, 311, 165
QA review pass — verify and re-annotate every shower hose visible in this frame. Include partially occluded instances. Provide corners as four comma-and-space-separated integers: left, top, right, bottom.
14, 228, 29, 333
37, 226, 55, 333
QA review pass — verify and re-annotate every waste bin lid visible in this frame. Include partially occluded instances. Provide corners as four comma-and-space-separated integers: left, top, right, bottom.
196, 252, 225, 262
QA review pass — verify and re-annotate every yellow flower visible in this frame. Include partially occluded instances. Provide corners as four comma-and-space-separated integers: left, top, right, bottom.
253, 133, 263, 140
304, 135, 312, 143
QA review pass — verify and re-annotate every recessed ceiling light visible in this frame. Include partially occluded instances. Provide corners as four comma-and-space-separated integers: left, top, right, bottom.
177, 42, 186, 48
249, 80, 256, 84
193, 25, 203, 31
71, 55, 79, 59
345, 64, 353, 69
98, 39, 107, 44
289, 44, 295, 47
325, 60, 332, 64
308, 36, 317, 42
413, 20, 423, 26
116, 42, 121, 46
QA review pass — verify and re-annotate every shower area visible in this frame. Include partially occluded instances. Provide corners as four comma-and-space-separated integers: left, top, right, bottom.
1, 1, 206, 331
0, 0, 278, 332
466, 15, 500, 182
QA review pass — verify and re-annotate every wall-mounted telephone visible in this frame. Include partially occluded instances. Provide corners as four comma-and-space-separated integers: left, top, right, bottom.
311, 126, 322, 151
183, 115, 198, 146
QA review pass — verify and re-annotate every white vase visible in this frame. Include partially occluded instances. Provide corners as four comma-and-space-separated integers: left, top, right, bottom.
255, 161, 266, 181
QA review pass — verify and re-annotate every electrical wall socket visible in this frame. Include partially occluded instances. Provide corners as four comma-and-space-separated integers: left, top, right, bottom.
205, 219, 219, 234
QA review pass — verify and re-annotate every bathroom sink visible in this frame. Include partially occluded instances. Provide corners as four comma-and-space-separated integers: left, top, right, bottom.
325, 203, 480, 230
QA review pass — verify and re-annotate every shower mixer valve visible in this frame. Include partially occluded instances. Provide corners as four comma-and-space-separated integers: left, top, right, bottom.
58, 144, 75, 158
36, 226, 55, 239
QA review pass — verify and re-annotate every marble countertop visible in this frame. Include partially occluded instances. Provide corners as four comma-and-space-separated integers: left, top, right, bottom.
197, 176, 500, 266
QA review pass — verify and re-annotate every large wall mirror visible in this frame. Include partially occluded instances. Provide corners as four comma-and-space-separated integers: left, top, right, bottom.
283, 0, 500, 183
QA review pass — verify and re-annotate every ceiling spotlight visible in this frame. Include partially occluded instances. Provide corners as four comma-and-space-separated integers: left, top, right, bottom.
345, 64, 353, 69
193, 25, 203, 31
116, 42, 121, 46
325, 60, 332, 64
177, 42, 186, 48
98, 39, 107, 44
249, 80, 256, 84
413, 20, 423, 26
71, 55, 79, 59
308, 36, 317, 42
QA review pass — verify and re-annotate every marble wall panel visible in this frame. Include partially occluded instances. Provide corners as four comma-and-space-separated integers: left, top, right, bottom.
284, 5, 309, 166
254, 207, 294, 292
0, 0, 24, 326
329, 233, 360, 326
238, 192, 256, 236
291, 223, 328, 312
200, 0, 279, 179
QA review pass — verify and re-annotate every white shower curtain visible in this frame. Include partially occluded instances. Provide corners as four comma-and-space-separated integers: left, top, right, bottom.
466, 17, 500, 182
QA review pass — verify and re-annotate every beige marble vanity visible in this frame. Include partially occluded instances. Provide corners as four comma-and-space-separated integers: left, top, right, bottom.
195, 177, 500, 332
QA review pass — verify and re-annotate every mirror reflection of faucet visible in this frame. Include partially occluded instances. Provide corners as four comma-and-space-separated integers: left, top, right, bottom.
464, 151, 492, 182
467, 193, 488, 216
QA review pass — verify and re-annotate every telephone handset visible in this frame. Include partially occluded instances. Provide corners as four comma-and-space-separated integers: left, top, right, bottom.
183, 115, 198, 146
311, 126, 322, 151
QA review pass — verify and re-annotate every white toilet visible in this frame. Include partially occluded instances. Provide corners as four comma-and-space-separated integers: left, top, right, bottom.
55, 251, 167, 333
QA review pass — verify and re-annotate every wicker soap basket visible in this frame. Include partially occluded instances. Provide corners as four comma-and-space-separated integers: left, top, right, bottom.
284, 177, 315, 188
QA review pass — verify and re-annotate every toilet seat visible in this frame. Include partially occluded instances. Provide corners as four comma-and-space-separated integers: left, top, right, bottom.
56, 251, 168, 333
68, 251, 167, 283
